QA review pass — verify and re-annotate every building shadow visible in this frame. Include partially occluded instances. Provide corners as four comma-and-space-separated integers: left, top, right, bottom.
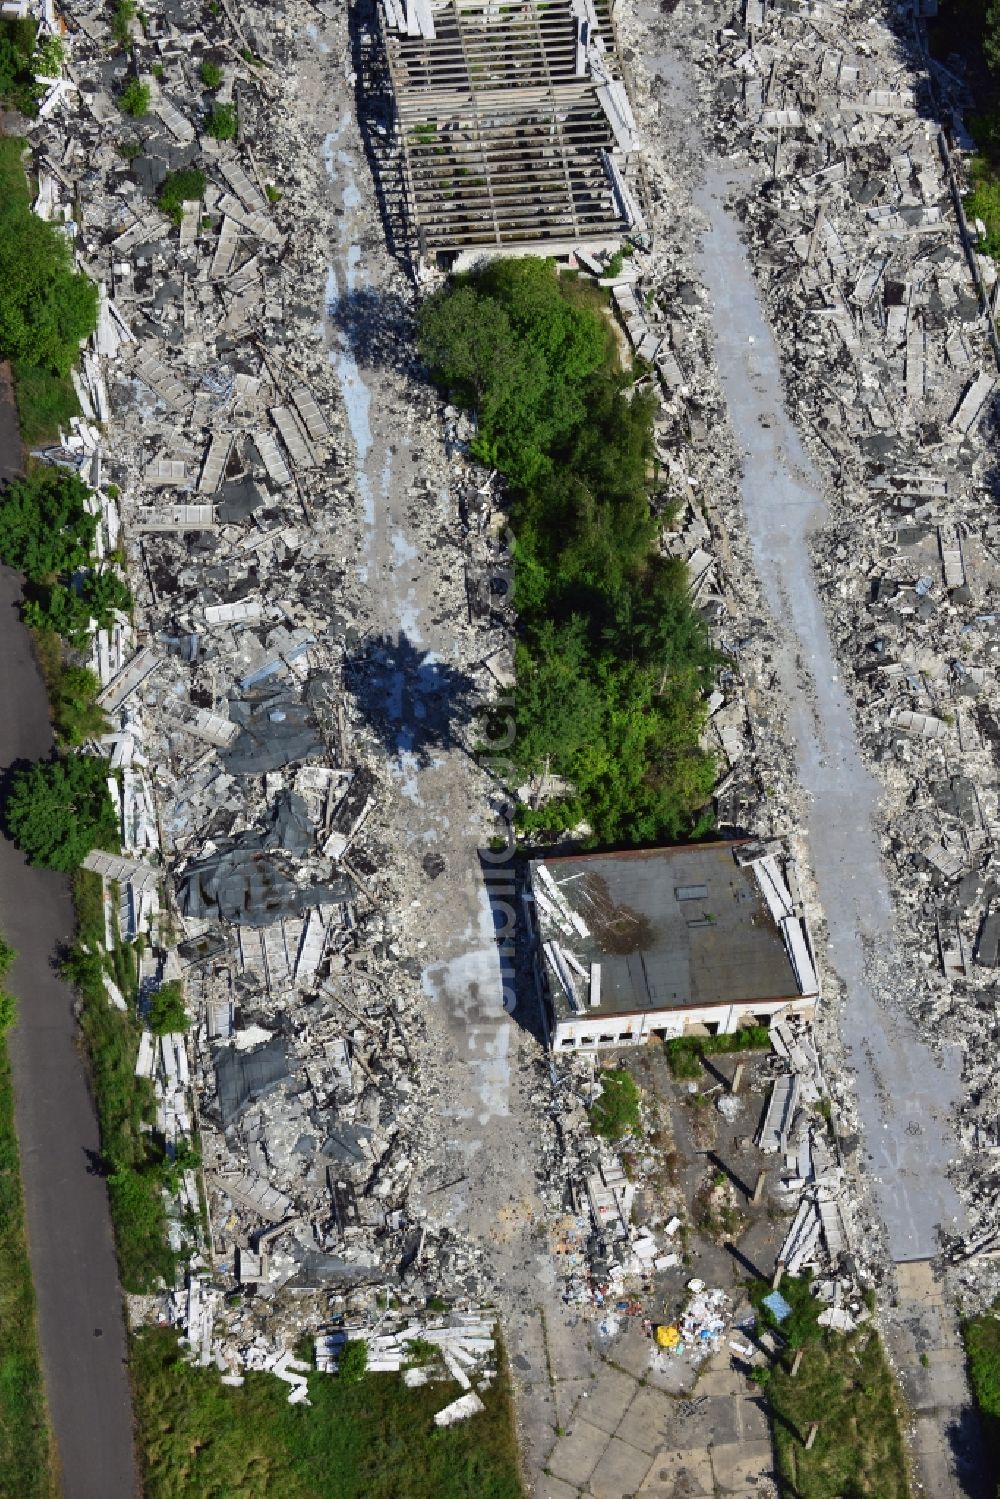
348, 0, 413, 272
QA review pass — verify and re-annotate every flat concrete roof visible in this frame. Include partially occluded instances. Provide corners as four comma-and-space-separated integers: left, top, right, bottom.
530, 842, 807, 1023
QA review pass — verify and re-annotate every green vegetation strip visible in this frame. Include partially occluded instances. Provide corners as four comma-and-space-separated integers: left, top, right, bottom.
133, 1327, 524, 1499
665, 1024, 771, 1078
0, 137, 96, 443
752, 1275, 909, 1499
0, 1035, 56, 1498
418, 258, 716, 845
68, 871, 174, 1293
962, 1308, 1000, 1487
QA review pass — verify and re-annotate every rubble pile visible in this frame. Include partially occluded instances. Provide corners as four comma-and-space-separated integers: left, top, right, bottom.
657, 0, 1000, 1295
11, 0, 528, 1374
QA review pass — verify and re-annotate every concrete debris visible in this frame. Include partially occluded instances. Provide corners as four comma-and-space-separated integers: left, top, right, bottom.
643, 0, 1000, 1311
16, 0, 527, 1399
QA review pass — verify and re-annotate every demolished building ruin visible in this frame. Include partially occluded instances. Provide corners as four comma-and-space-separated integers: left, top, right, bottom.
376, 0, 648, 267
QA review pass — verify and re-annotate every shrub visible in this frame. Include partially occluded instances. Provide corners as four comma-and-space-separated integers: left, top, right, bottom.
147, 981, 188, 1036
0, 940, 13, 988
5, 755, 118, 870
158, 166, 207, 225
118, 78, 150, 117
590, 1068, 642, 1141
0, 467, 98, 583
665, 1025, 771, 1077
199, 58, 223, 88
50, 664, 107, 746
0, 16, 42, 115
205, 101, 236, 140
23, 569, 130, 646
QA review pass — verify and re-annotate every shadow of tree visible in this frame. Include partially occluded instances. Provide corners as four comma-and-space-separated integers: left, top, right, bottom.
343, 631, 480, 767
325, 286, 416, 376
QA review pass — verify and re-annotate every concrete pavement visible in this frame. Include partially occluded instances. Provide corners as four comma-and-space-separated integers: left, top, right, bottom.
0, 368, 138, 1497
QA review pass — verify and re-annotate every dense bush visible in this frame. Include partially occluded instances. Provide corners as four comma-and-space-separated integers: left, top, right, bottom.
148, 981, 188, 1036
199, 59, 223, 89
0, 138, 97, 439
0, 466, 98, 582
965, 1311, 1000, 1417
6, 755, 117, 870
24, 570, 132, 645
418, 258, 716, 844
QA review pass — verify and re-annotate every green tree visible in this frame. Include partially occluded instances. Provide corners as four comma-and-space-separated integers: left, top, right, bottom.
147, 981, 187, 1036
205, 102, 236, 139
0, 141, 98, 381
418, 257, 717, 845
987, 0, 1000, 72
118, 78, 150, 117
199, 59, 223, 88
5, 756, 117, 870
0, 467, 98, 582
512, 619, 605, 774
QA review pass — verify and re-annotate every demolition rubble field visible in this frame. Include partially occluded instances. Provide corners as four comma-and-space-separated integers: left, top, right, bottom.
655, 0, 1000, 1303
5, 0, 996, 1492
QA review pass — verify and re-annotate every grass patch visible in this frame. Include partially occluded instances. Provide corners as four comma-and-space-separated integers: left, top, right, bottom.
133, 1326, 524, 1499
0, 1040, 57, 1497
762, 1322, 909, 1499
664, 1024, 771, 1078
589, 1068, 642, 1140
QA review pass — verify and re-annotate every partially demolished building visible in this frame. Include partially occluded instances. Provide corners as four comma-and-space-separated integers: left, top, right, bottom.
527, 841, 819, 1049
378, 0, 647, 267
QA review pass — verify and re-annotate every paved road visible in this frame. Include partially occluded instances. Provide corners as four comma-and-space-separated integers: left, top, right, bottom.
0, 368, 139, 1498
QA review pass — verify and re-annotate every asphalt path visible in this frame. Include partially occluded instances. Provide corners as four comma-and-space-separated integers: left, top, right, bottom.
0, 365, 139, 1498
